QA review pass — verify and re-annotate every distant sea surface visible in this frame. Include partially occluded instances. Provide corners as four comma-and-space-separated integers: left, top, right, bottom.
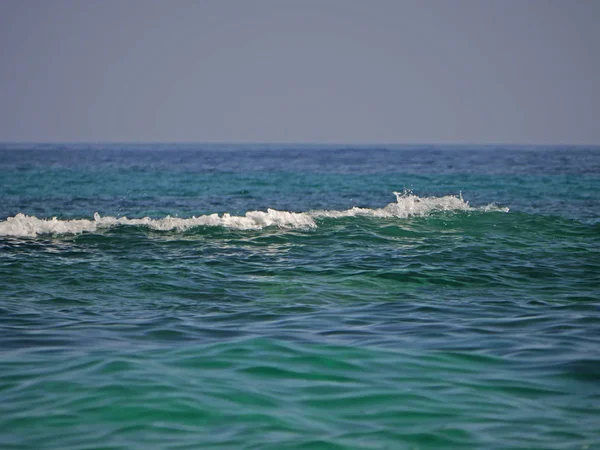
1, 144, 599, 450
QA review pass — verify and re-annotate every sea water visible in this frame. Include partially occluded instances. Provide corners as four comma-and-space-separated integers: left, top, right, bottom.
1, 144, 599, 449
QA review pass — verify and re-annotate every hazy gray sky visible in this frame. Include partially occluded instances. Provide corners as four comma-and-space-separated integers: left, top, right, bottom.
0, 0, 599, 144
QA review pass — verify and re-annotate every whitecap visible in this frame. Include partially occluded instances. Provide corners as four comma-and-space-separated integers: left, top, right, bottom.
0, 193, 507, 237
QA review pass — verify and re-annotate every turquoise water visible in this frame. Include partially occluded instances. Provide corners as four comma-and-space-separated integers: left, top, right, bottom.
1, 145, 599, 449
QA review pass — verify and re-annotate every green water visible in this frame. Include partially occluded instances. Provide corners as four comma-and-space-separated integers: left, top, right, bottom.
1, 145, 599, 449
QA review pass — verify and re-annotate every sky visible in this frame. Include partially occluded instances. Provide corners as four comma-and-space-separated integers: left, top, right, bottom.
0, 0, 599, 145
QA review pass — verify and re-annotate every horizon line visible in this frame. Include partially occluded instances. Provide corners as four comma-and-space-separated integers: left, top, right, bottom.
1, 141, 599, 148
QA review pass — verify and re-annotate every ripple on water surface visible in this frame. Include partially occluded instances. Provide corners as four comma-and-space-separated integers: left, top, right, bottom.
1, 147, 600, 449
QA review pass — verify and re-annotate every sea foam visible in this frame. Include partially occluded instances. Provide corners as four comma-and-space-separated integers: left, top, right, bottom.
312, 192, 474, 219
0, 193, 508, 237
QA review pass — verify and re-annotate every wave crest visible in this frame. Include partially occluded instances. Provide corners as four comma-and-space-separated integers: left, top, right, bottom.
0, 193, 508, 237
312, 192, 475, 219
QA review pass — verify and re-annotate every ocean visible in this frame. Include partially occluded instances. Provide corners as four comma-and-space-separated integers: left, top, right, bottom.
1, 144, 599, 449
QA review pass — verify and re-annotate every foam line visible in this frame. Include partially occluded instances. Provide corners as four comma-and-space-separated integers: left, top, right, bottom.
0, 193, 508, 237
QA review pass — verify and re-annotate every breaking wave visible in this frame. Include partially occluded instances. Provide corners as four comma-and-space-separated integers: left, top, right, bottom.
0, 192, 508, 237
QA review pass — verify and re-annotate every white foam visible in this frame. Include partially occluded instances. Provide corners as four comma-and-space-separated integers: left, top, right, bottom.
0, 210, 317, 237
312, 192, 475, 219
0, 193, 508, 237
